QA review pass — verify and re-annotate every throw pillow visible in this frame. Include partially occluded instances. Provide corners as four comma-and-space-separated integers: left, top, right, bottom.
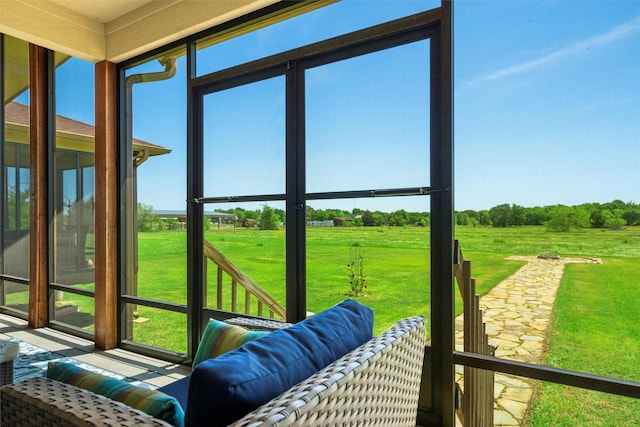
192, 318, 269, 367
47, 362, 185, 427
185, 299, 374, 427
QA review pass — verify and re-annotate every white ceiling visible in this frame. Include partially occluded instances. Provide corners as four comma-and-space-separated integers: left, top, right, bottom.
1, 0, 330, 62
47, 0, 156, 23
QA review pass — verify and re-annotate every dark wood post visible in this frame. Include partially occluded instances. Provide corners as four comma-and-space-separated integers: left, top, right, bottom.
28, 44, 49, 328
94, 60, 118, 349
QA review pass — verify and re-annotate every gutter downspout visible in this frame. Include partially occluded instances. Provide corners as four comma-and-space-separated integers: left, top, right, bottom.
123, 56, 177, 339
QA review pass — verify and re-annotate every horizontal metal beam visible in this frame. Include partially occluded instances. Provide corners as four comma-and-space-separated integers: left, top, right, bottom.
191, 9, 441, 92
194, 186, 440, 205
120, 295, 188, 314
0, 275, 29, 285
48, 283, 95, 298
454, 351, 640, 399
307, 186, 440, 200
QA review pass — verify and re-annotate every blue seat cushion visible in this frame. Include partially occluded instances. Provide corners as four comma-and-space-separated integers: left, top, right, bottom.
157, 375, 190, 414
184, 299, 374, 427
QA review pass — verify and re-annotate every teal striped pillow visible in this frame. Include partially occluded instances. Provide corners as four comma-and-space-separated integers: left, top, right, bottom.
47, 362, 184, 427
193, 319, 269, 367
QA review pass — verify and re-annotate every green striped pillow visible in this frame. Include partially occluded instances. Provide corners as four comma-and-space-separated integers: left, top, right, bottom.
47, 362, 184, 427
192, 319, 269, 367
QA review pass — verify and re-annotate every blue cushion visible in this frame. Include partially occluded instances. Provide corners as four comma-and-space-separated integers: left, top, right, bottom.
184, 299, 374, 427
157, 375, 190, 415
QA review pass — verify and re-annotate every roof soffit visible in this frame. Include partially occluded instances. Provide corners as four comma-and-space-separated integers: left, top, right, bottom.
0, 0, 282, 63
105, 0, 278, 62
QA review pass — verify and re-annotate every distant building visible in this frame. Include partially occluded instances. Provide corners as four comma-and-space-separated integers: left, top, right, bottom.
307, 220, 334, 227
153, 210, 237, 229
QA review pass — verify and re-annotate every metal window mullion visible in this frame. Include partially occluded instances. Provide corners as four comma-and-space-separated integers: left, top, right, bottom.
426, 3, 455, 426
119, 64, 134, 341
46, 48, 56, 322
285, 60, 306, 323
186, 41, 203, 359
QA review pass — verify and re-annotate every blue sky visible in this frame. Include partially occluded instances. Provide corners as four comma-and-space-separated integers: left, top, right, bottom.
454, 0, 640, 211
53, 0, 640, 213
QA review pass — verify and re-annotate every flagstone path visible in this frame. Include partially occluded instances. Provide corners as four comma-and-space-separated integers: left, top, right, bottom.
454, 255, 602, 426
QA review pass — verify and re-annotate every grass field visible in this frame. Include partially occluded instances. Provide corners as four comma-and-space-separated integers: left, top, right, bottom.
134, 225, 530, 341
138, 225, 640, 425
523, 256, 640, 426
13, 224, 638, 424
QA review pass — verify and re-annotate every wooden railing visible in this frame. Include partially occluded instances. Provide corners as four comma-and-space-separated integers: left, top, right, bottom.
454, 240, 496, 427
203, 240, 286, 320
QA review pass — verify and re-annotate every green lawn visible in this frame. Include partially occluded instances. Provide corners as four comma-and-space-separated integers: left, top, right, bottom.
134, 226, 524, 341
457, 226, 640, 425
523, 257, 640, 426
15, 224, 638, 423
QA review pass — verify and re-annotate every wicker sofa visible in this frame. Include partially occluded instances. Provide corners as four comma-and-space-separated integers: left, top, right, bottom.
1, 315, 425, 427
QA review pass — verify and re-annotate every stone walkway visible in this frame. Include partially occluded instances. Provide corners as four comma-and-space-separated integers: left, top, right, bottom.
454, 255, 602, 426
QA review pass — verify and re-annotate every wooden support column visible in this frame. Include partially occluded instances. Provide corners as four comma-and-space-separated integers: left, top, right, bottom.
28, 44, 49, 328
94, 60, 118, 349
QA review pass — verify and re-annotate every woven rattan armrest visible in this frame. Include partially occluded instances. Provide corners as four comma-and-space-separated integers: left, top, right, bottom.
1, 377, 173, 427
225, 317, 293, 331
229, 316, 426, 427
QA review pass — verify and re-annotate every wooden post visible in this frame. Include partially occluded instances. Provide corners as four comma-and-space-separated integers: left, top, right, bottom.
28, 44, 49, 328
94, 60, 118, 349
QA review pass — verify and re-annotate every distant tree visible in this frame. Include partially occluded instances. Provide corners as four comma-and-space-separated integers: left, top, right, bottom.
605, 199, 627, 211
489, 204, 512, 227
462, 210, 479, 223
6, 186, 30, 230
523, 206, 548, 225
510, 204, 525, 226
361, 210, 375, 226
372, 211, 387, 226
587, 206, 606, 228
477, 210, 491, 226
407, 211, 424, 225
259, 205, 280, 230
306, 206, 327, 222
164, 217, 179, 230
545, 205, 591, 232
456, 212, 469, 226
622, 203, 640, 226
274, 208, 286, 226
137, 203, 161, 232
602, 209, 626, 230
389, 209, 409, 226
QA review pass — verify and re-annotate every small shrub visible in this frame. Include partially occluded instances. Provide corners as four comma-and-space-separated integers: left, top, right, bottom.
345, 247, 367, 297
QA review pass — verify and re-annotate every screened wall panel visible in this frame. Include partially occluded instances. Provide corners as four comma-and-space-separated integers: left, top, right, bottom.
1, 35, 30, 316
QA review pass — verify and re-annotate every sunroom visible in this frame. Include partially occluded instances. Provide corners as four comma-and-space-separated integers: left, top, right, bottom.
1, 0, 638, 426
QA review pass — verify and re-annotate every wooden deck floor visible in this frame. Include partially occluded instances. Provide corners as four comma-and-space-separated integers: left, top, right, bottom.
0, 313, 191, 388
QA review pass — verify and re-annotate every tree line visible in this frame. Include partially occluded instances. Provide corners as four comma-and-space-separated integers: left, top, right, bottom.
139, 200, 639, 232
225, 200, 639, 231
458, 200, 639, 231
223, 206, 431, 228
